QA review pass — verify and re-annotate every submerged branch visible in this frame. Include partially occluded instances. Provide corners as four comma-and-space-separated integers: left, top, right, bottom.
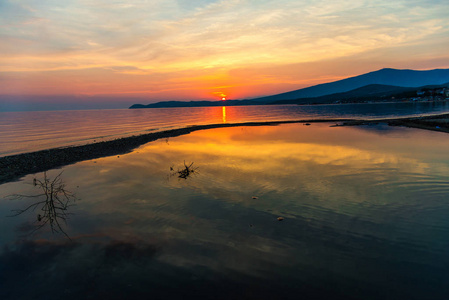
170, 161, 199, 180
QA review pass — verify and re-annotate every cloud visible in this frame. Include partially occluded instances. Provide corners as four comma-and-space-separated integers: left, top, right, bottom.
0, 0, 448, 100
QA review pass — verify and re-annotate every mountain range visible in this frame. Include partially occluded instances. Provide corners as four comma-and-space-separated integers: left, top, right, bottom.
271, 82, 448, 105
129, 68, 449, 109
251, 68, 449, 102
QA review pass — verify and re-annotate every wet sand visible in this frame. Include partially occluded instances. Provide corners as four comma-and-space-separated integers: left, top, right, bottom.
1, 114, 449, 185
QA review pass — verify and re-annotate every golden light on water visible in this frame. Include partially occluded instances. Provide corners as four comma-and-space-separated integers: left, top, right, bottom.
222, 106, 226, 123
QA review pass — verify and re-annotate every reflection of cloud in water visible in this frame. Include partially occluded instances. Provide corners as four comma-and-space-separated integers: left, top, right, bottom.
1, 209, 445, 300
0, 232, 305, 299
2, 123, 449, 299
0, 239, 158, 299
0, 239, 292, 299
351, 123, 409, 135
60, 123, 449, 239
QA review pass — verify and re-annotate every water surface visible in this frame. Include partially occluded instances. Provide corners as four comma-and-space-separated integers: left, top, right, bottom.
1, 123, 449, 299
1, 101, 449, 156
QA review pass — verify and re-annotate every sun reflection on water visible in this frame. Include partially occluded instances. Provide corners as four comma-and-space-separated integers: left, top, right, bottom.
222, 106, 226, 123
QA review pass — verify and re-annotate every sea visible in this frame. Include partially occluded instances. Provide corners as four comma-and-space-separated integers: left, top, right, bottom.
2, 102, 449, 299
1, 101, 449, 156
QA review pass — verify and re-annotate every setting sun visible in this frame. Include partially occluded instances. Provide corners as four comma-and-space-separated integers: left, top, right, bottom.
221, 97, 226, 101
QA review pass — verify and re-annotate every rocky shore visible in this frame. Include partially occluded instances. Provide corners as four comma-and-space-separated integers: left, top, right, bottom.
1, 114, 449, 185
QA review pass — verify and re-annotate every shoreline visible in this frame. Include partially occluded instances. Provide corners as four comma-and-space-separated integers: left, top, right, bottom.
340, 113, 449, 132
1, 114, 449, 185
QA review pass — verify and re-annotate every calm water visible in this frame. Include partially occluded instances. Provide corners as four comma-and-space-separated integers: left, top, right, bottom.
1, 123, 449, 299
1, 102, 449, 156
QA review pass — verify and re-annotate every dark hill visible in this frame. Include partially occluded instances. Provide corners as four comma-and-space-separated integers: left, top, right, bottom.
271, 82, 449, 105
252, 68, 449, 102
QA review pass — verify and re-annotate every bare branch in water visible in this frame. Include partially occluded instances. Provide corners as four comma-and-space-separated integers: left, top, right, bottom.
169, 161, 198, 180
7, 171, 77, 240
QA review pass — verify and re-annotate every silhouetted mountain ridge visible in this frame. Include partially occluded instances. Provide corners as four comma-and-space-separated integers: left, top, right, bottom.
270, 82, 449, 105
252, 68, 449, 102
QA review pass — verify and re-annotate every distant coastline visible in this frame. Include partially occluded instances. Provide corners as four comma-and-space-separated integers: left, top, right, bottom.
129, 83, 449, 109
129, 99, 264, 109
130, 97, 449, 109
2, 113, 449, 185
129, 68, 449, 109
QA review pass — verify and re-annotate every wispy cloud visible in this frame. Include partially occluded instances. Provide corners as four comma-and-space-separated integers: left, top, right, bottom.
0, 0, 448, 101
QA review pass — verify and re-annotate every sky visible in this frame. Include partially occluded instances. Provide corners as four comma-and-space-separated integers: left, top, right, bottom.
1, 0, 449, 110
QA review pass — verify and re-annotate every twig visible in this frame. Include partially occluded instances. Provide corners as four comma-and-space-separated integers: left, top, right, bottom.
169, 161, 199, 180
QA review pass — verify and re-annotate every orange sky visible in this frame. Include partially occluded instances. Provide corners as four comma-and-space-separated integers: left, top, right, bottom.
1, 0, 448, 109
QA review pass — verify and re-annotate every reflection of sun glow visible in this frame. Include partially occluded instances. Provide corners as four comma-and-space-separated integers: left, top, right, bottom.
222, 106, 226, 123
